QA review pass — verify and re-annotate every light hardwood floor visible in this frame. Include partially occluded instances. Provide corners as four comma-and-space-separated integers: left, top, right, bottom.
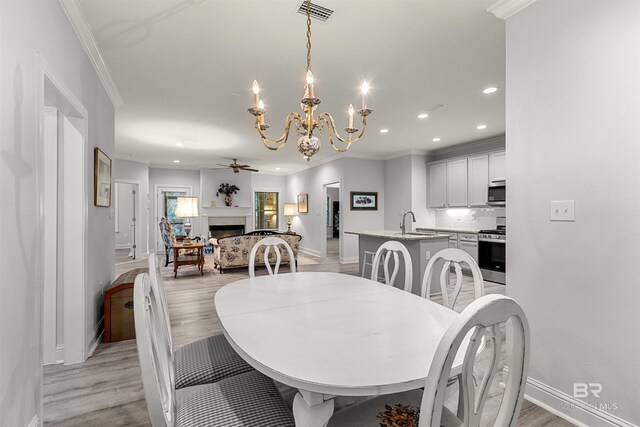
43, 251, 574, 426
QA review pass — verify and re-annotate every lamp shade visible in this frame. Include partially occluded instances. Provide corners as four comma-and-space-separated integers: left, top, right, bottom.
175, 196, 199, 218
284, 203, 297, 216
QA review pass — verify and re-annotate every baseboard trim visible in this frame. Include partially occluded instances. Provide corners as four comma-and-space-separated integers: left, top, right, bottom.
525, 376, 636, 427
87, 315, 104, 358
340, 256, 359, 264
115, 244, 130, 250
27, 414, 40, 427
300, 247, 322, 258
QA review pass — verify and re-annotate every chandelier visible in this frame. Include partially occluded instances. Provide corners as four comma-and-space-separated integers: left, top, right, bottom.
248, 0, 372, 162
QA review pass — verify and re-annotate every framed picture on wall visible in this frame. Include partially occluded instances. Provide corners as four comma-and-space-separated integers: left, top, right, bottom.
94, 147, 112, 207
297, 193, 309, 213
350, 191, 378, 210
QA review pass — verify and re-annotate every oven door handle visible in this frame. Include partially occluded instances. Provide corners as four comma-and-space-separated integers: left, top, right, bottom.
478, 238, 506, 243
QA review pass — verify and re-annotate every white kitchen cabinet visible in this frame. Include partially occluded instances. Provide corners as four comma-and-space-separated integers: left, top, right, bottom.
489, 151, 506, 183
446, 158, 468, 207
468, 155, 489, 206
428, 162, 447, 208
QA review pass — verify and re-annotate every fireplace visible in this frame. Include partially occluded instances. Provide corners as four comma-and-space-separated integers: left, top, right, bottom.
208, 216, 247, 239
209, 224, 245, 239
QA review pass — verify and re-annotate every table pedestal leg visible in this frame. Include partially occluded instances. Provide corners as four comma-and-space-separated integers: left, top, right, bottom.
293, 390, 334, 427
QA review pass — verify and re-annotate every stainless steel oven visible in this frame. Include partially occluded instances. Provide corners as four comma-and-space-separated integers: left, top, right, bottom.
478, 217, 506, 284
487, 181, 506, 206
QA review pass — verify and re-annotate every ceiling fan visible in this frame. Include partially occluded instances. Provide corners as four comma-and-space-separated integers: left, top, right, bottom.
212, 159, 259, 173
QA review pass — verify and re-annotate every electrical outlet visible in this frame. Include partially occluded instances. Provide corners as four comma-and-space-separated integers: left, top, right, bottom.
100, 282, 105, 296
550, 200, 575, 221
425, 251, 431, 260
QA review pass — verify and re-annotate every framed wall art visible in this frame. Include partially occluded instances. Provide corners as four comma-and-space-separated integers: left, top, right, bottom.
297, 193, 309, 213
94, 147, 112, 207
350, 191, 378, 210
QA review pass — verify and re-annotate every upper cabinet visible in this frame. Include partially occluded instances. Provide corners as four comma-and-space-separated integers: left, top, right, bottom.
428, 150, 504, 208
468, 155, 489, 206
446, 158, 468, 207
428, 162, 447, 208
489, 151, 506, 183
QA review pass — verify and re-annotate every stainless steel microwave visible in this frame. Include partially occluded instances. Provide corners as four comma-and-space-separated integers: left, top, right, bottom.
487, 182, 506, 206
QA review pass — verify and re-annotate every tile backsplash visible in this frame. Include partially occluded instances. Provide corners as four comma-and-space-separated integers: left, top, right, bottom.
434, 207, 506, 230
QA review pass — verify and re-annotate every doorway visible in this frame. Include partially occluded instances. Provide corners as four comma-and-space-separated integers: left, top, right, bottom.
114, 181, 139, 263
155, 185, 192, 252
40, 65, 88, 366
321, 180, 342, 259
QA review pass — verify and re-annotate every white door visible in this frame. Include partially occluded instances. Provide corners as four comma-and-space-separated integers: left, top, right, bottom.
115, 182, 138, 258
446, 158, 468, 207
428, 162, 447, 208
468, 155, 489, 206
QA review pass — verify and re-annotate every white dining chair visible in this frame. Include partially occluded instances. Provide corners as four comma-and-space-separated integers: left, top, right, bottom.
133, 273, 296, 427
371, 240, 413, 292
421, 248, 484, 311
148, 253, 253, 389
249, 237, 297, 278
327, 294, 530, 427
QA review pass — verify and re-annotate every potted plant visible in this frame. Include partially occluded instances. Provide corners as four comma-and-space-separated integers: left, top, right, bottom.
216, 183, 240, 207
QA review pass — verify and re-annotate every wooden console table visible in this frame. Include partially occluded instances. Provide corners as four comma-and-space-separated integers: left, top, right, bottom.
173, 242, 204, 277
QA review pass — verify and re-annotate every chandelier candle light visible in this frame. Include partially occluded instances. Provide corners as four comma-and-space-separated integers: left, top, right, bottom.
248, 0, 372, 162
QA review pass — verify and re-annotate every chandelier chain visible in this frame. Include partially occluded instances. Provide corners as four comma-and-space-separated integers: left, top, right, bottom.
306, 0, 311, 71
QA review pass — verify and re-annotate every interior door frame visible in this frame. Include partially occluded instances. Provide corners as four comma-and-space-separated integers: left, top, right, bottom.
114, 179, 141, 256
154, 184, 192, 252
320, 179, 342, 259
37, 55, 89, 370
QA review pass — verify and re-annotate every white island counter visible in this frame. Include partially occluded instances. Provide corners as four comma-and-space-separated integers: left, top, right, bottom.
345, 230, 449, 295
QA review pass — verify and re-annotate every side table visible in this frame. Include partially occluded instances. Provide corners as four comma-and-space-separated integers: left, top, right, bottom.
173, 242, 204, 278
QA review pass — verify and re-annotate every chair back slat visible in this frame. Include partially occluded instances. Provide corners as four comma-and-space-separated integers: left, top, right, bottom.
420, 295, 530, 427
371, 241, 413, 293
249, 237, 296, 278
134, 273, 175, 427
422, 248, 484, 310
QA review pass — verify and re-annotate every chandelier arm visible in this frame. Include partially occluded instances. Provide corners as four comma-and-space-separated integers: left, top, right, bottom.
349, 115, 368, 143
256, 112, 303, 146
317, 115, 352, 153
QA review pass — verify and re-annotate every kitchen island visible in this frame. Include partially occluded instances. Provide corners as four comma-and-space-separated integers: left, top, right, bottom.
345, 230, 449, 296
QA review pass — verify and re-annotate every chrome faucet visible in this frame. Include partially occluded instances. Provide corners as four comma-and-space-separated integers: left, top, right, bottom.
400, 211, 416, 235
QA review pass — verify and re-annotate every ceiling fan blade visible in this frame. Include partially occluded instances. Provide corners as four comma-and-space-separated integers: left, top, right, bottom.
236, 164, 250, 168
242, 168, 259, 172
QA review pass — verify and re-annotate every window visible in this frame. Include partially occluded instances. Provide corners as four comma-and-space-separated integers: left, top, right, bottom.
254, 191, 279, 230
164, 191, 186, 236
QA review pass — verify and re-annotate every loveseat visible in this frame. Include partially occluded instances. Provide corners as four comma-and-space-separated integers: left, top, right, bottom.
212, 231, 302, 274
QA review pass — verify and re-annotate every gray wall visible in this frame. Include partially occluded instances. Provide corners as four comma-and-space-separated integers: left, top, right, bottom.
385, 154, 434, 231
286, 157, 385, 261
506, 1, 640, 424
0, 2, 115, 425
113, 159, 150, 256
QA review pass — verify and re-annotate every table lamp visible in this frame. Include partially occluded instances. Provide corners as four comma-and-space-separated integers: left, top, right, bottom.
283, 203, 298, 234
175, 196, 199, 244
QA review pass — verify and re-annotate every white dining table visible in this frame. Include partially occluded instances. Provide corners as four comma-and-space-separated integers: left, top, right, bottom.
214, 271, 461, 427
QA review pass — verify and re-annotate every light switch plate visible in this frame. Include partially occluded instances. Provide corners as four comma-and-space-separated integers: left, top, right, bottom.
550, 200, 575, 221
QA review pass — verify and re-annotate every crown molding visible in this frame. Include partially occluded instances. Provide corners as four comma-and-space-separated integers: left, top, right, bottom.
114, 154, 150, 165
487, 0, 538, 19
59, 0, 123, 107
384, 149, 429, 161
285, 151, 385, 176
430, 135, 505, 157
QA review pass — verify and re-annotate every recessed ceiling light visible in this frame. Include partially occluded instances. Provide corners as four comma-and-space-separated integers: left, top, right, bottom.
173, 160, 180, 163
276, 167, 281, 170
176, 142, 184, 147
483, 87, 498, 94
417, 113, 429, 119
379, 129, 389, 134
476, 124, 487, 130
432, 137, 441, 142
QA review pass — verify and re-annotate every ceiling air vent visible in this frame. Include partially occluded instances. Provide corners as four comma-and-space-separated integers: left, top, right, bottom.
297, 1, 334, 22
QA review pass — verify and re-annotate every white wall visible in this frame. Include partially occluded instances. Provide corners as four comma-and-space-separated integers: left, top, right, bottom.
506, 1, 640, 425
0, 2, 115, 425
113, 159, 150, 256
286, 157, 385, 261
